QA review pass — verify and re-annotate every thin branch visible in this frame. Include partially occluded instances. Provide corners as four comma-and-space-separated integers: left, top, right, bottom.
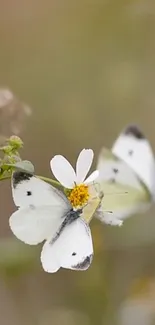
0, 174, 64, 190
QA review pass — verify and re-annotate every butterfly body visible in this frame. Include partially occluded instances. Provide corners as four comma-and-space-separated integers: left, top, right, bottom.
51, 207, 83, 244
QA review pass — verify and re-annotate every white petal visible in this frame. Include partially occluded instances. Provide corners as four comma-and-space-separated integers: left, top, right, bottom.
50, 155, 76, 188
41, 240, 60, 273
9, 206, 65, 245
84, 170, 99, 184
76, 149, 94, 184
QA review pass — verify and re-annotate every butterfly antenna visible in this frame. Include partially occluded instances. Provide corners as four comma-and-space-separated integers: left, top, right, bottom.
104, 210, 113, 214
105, 191, 128, 196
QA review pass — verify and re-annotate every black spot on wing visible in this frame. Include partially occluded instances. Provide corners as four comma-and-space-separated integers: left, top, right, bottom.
124, 125, 145, 139
108, 167, 119, 183
27, 191, 32, 196
128, 150, 133, 156
72, 254, 93, 270
113, 168, 118, 174
12, 171, 33, 188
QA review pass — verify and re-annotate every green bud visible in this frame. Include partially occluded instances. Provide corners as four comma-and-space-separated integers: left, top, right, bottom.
7, 136, 23, 150
2, 145, 13, 155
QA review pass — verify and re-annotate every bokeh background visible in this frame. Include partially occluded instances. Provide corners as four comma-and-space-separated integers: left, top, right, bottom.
1, 0, 155, 324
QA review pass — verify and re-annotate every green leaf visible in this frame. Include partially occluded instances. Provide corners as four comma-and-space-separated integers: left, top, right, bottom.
4, 160, 35, 174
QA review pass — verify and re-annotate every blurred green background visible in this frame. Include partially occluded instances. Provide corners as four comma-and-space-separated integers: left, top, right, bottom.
1, 0, 155, 324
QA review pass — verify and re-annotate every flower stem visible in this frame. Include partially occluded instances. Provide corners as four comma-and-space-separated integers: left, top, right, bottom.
36, 175, 63, 189
0, 174, 64, 190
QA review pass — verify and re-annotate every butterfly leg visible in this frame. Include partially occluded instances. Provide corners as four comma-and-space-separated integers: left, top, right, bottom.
97, 208, 123, 227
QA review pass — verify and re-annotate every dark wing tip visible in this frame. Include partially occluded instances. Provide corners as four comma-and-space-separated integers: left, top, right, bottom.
12, 171, 33, 188
124, 124, 145, 139
72, 254, 93, 271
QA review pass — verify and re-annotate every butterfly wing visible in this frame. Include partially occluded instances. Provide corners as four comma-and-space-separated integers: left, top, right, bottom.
96, 146, 152, 226
41, 218, 93, 273
11, 171, 69, 209
81, 184, 102, 224
9, 205, 70, 245
112, 124, 155, 198
10, 171, 71, 244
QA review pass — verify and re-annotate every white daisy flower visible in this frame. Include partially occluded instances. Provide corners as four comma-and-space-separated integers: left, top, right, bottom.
50, 149, 99, 208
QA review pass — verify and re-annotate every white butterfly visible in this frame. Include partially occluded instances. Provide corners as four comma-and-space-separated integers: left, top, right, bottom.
9, 147, 101, 273
9, 170, 95, 273
96, 124, 155, 226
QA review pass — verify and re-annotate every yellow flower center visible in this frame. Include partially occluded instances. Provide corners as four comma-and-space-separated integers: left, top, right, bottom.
67, 184, 89, 208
